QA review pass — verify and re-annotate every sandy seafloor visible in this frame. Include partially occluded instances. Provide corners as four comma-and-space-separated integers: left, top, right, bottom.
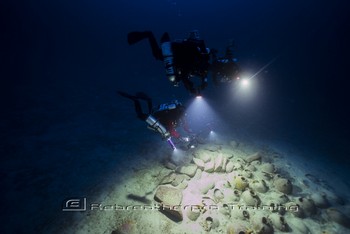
2, 87, 350, 234
4, 129, 350, 233
53, 135, 350, 234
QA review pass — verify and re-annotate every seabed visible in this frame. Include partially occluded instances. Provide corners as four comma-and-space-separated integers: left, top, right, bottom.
53, 133, 350, 234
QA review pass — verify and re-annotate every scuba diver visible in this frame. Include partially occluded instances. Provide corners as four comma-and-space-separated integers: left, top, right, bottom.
117, 91, 194, 150
210, 40, 240, 85
127, 30, 210, 95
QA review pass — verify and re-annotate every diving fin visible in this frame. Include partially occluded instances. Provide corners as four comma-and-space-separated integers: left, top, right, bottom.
117, 91, 152, 111
135, 92, 151, 101
127, 31, 152, 45
135, 92, 152, 112
117, 91, 136, 100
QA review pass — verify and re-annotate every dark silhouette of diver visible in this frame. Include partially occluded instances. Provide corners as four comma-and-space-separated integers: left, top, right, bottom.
117, 91, 193, 149
127, 30, 210, 95
210, 40, 240, 85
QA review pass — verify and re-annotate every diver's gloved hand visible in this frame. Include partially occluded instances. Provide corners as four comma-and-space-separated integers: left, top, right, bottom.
161, 132, 171, 140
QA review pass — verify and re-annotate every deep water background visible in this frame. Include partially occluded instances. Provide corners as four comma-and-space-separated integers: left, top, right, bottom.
1, 0, 350, 232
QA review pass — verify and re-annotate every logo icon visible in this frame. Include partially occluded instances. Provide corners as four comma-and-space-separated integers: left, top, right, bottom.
62, 198, 87, 211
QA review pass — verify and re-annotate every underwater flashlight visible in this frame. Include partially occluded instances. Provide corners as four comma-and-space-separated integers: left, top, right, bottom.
241, 78, 249, 87
182, 137, 190, 142
209, 130, 218, 142
167, 137, 176, 150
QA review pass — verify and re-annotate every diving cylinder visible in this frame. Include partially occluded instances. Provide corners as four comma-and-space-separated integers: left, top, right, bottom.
161, 41, 176, 83
146, 115, 170, 139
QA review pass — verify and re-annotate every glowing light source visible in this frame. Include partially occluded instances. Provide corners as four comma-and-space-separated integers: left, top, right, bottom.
209, 130, 218, 141
241, 78, 249, 87
229, 72, 258, 103
230, 56, 278, 101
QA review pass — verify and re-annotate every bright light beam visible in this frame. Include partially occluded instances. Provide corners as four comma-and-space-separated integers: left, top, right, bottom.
171, 148, 186, 164
209, 130, 218, 141
248, 56, 279, 81
185, 96, 218, 133
233, 56, 279, 96
241, 79, 250, 87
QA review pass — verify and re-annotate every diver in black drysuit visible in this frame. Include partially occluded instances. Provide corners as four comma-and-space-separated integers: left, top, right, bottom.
127, 30, 210, 95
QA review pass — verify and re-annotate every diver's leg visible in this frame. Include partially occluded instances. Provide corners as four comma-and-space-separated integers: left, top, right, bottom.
127, 31, 150, 45
135, 92, 153, 114
117, 91, 148, 120
117, 91, 135, 99
127, 31, 163, 60
133, 100, 148, 121
135, 92, 151, 100
147, 32, 163, 60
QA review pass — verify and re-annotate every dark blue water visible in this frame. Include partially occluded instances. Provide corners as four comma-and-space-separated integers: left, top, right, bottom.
1, 0, 349, 233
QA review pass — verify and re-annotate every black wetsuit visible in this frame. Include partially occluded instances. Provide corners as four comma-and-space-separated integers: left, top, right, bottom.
127, 31, 210, 94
